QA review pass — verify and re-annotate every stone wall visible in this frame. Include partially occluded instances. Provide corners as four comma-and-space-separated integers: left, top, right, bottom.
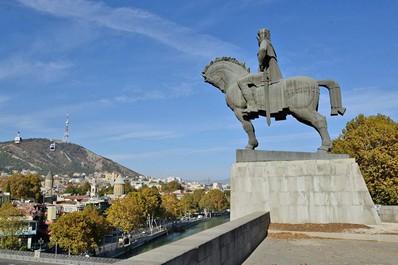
379, 206, 398, 223
115, 211, 270, 265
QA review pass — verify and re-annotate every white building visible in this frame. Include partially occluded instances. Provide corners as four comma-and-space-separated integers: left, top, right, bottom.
166, 176, 182, 183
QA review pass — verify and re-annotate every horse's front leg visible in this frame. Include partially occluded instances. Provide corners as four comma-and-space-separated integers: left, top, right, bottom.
234, 109, 258, 150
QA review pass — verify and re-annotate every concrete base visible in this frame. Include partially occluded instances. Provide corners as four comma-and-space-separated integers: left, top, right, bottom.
231, 150, 381, 225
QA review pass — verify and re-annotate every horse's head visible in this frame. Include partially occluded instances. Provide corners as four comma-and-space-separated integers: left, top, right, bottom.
202, 57, 250, 93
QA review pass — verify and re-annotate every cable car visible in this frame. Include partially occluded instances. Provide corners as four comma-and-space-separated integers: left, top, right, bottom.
14, 132, 21, 144
50, 142, 56, 151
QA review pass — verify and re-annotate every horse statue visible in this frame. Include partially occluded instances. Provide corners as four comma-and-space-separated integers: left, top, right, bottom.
202, 57, 346, 152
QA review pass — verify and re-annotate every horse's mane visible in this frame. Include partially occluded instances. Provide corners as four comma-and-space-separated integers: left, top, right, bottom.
202, 57, 250, 75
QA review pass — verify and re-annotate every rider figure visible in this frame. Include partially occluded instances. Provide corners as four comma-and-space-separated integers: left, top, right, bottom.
237, 28, 283, 114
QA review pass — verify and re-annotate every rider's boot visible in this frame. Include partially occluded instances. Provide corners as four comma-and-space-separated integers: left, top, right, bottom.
241, 87, 258, 114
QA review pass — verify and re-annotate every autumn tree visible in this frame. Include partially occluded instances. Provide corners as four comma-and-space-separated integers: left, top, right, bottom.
106, 186, 164, 234
49, 206, 110, 255
140, 186, 162, 219
0, 202, 25, 249
81, 205, 111, 247
1, 173, 42, 201
332, 114, 398, 204
106, 193, 146, 234
199, 190, 229, 217
192, 189, 205, 212
179, 193, 196, 217
161, 194, 180, 219
25, 174, 42, 201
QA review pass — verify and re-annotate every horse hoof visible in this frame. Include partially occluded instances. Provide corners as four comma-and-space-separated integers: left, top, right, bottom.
245, 145, 255, 150
338, 107, 346, 116
331, 107, 346, 116
317, 145, 331, 153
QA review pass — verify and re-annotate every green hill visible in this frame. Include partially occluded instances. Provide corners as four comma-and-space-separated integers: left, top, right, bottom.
0, 138, 140, 177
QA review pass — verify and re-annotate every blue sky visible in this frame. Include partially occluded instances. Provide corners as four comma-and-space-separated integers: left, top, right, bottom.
1, 0, 397, 181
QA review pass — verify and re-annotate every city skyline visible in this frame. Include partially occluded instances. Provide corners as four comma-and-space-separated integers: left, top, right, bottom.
1, 1, 397, 180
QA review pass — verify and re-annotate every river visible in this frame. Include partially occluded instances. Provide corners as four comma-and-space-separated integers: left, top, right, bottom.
122, 217, 230, 258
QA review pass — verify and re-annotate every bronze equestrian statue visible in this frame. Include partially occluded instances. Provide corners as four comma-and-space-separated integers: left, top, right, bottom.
202, 29, 345, 152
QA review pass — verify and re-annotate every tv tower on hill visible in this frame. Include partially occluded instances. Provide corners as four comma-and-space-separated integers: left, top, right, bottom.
63, 112, 69, 143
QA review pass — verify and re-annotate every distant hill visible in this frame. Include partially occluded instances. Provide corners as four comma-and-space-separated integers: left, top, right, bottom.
0, 138, 140, 177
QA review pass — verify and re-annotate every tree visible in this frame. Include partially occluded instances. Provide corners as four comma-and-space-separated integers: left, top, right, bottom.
81, 206, 111, 248
1, 173, 42, 201
106, 193, 145, 234
24, 174, 42, 201
199, 190, 229, 217
64, 183, 91, 196
7, 173, 29, 200
179, 193, 196, 217
64, 185, 80, 195
0, 202, 25, 249
161, 181, 182, 193
140, 186, 162, 219
332, 114, 398, 204
106, 187, 163, 233
79, 182, 91, 195
49, 206, 110, 255
161, 194, 180, 219
192, 189, 205, 212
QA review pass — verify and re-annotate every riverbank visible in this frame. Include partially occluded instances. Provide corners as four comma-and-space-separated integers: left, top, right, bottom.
99, 218, 208, 258
121, 216, 230, 259
101, 229, 169, 258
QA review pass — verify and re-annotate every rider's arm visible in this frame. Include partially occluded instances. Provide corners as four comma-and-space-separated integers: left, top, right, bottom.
257, 39, 267, 72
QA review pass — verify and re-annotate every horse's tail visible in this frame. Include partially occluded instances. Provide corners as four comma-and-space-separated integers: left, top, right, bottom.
317, 79, 346, 116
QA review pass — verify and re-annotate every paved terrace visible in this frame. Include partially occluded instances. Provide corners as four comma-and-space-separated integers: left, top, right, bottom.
244, 222, 398, 265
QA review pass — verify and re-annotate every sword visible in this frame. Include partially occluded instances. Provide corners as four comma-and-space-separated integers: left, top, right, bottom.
263, 70, 271, 126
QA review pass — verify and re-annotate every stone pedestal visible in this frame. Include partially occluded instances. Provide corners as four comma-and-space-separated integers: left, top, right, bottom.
231, 150, 381, 225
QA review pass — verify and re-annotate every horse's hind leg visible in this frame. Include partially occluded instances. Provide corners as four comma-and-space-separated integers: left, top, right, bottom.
290, 108, 332, 152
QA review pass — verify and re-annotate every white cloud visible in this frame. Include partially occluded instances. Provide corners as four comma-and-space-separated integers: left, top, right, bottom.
0, 56, 73, 82
107, 146, 231, 161
343, 86, 398, 117
113, 90, 168, 103
110, 81, 196, 104
18, 0, 241, 58
170, 82, 195, 97
107, 130, 182, 142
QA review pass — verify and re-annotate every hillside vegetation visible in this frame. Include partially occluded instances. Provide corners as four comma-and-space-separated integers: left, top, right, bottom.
0, 138, 140, 176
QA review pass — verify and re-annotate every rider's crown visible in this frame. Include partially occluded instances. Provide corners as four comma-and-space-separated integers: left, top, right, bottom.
257, 28, 270, 41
